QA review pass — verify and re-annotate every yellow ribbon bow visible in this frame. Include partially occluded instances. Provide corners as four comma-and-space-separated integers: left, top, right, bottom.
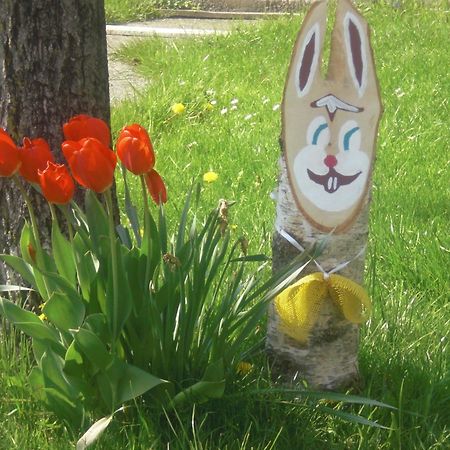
275, 272, 372, 343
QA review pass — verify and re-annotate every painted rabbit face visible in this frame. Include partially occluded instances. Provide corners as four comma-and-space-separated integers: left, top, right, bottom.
282, 0, 382, 232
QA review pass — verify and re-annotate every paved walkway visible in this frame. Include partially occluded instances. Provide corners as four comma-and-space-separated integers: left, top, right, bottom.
107, 17, 251, 103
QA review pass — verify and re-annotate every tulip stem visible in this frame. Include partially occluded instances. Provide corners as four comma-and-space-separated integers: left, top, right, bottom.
49, 203, 57, 221
140, 175, 151, 289
62, 206, 74, 243
13, 176, 43, 253
105, 189, 119, 353
13, 175, 50, 300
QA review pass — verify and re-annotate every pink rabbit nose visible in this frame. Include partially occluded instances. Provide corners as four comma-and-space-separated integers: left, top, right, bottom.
324, 155, 337, 168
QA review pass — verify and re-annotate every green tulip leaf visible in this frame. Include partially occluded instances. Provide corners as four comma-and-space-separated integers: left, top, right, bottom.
0, 254, 36, 289
29, 366, 46, 401
117, 363, 170, 405
43, 387, 84, 429
170, 360, 225, 408
74, 327, 112, 372
64, 340, 85, 377
76, 411, 117, 450
85, 190, 109, 258
0, 297, 59, 343
43, 291, 85, 332
72, 233, 98, 301
51, 219, 76, 286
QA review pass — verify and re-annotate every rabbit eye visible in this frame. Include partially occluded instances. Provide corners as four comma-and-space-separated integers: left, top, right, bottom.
312, 123, 328, 145
343, 127, 360, 151
307, 116, 329, 147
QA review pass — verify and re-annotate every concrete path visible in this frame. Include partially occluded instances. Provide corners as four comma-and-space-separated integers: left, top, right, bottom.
107, 17, 250, 103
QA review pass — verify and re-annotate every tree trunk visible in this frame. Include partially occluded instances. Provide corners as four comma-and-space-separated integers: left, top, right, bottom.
267, 155, 368, 390
0, 0, 110, 284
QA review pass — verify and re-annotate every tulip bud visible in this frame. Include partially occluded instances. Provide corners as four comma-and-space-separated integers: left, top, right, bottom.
38, 161, 75, 205
19, 137, 54, 184
62, 138, 117, 193
116, 124, 155, 175
144, 169, 167, 205
63, 114, 111, 147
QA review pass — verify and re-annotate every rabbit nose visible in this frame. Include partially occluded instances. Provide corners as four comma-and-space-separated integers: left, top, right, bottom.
324, 155, 337, 168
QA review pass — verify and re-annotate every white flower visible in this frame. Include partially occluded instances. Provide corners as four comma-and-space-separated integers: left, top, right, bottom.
221, 108, 228, 115
272, 104, 280, 111
230, 98, 239, 105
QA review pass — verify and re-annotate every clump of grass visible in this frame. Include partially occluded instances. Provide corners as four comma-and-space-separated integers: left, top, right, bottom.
105, 0, 158, 23
104, 0, 200, 24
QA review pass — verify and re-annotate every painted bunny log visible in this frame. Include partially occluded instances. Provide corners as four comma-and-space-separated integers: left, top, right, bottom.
268, 0, 382, 389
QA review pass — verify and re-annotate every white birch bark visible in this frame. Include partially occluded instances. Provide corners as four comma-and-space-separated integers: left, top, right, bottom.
267, 155, 369, 390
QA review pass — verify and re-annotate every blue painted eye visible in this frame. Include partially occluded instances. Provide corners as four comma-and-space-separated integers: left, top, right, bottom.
343, 127, 360, 151
312, 123, 328, 145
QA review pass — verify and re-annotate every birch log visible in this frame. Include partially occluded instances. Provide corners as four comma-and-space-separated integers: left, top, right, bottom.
267, 0, 382, 390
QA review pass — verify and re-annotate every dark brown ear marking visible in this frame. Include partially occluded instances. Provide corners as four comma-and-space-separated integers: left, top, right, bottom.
348, 18, 363, 88
299, 32, 317, 92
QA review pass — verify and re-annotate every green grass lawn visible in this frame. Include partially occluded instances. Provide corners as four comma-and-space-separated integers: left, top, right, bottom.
1, 2, 449, 449
105, 0, 200, 23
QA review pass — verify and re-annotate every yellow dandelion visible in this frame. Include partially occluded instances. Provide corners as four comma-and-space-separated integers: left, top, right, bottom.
203, 171, 219, 183
236, 362, 253, 376
171, 103, 186, 115
38, 303, 47, 321
204, 102, 214, 111
230, 224, 238, 231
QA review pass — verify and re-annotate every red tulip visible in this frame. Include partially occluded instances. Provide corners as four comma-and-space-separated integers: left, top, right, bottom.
19, 137, 54, 184
116, 124, 155, 175
0, 129, 21, 177
63, 114, 111, 147
144, 169, 167, 205
38, 162, 75, 205
62, 138, 117, 193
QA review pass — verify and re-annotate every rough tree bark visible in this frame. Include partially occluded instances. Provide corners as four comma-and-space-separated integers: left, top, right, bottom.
0, 0, 110, 284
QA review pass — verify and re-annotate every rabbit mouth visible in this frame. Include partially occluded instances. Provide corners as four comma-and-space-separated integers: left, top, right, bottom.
307, 167, 362, 193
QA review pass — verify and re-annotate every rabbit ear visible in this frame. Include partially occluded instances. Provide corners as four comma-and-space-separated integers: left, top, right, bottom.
297, 23, 320, 97
285, 0, 327, 99
344, 10, 367, 96
329, 0, 377, 99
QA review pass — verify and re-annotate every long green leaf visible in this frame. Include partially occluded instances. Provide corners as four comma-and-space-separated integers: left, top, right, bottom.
43, 291, 85, 332
316, 405, 390, 429
73, 327, 112, 372
0, 254, 36, 289
76, 410, 121, 450
0, 284, 33, 292
85, 190, 109, 259
0, 297, 59, 343
51, 219, 76, 286
72, 233, 97, 301
117, 363, 171, 404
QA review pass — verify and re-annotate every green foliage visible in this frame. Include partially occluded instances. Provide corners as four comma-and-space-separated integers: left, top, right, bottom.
0, 176, 313, 445
104, 0, 200, 24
